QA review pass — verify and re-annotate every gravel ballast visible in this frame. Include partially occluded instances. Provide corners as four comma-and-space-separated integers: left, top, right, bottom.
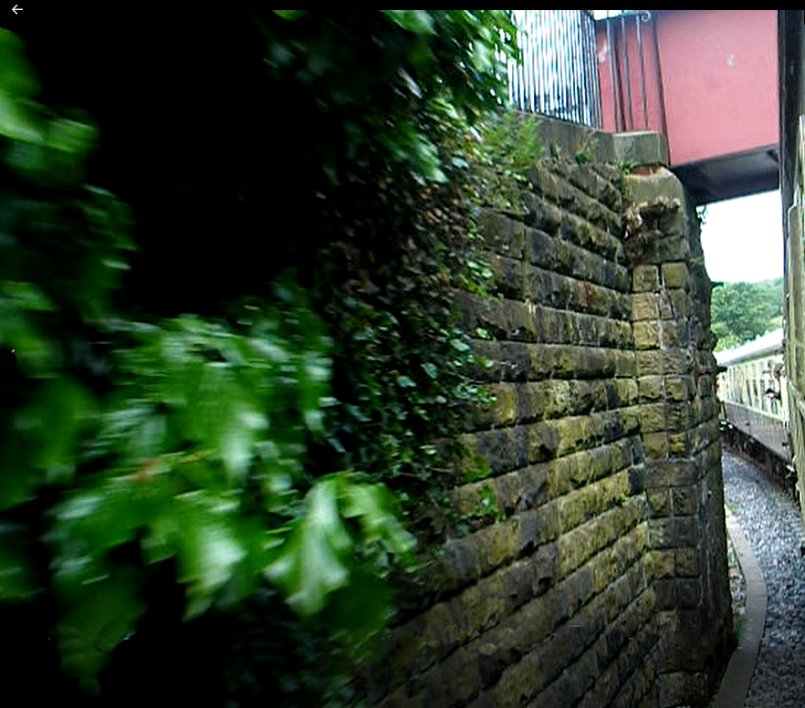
722, 451, 805, 707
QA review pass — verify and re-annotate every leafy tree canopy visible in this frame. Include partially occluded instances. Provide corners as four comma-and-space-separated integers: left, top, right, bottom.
711, 278, 783, 351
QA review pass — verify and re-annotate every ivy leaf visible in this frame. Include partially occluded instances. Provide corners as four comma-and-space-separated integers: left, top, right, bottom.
342, 480, 415, 557
297, 349, 330, 434
50, 478, 153, 589
322, 568, 395, 650
0, 294, 58, 376
274, 10, 307, 21
382, 10, 436, 35
2, 280, 55, 311
185, 363, 266, 483
175, 491, 247, 618
0, 83, 41, 145
0, 432, 38, 510
265, 478, 353, 616
0, 29, 39, 98
55, 567, 145, 692
15, 377, 95, 485
0, 523, 40, 601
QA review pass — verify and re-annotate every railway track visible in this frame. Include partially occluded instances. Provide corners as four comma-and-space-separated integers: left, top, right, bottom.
722, 451, 805, 707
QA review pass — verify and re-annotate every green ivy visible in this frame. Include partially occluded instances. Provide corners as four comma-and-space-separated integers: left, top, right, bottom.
260, 9, 518, 183
0, 26, 416, 696
0, 9, 521, 703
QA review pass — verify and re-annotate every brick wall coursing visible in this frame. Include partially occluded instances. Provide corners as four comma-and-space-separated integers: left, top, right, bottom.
371, 130, 730, 708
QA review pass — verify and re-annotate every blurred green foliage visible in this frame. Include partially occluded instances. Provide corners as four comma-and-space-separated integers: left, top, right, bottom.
261, 9, 518, 183
0, 8, 519, 705
712, 278, 783, 351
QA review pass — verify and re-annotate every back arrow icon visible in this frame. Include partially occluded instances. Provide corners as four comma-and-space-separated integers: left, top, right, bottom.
11, 4, 22, 14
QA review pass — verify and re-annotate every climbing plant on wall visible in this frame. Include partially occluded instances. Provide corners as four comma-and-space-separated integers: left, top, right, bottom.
0, 8, 519, 705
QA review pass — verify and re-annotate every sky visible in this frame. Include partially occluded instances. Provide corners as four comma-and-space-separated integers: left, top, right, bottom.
699, 190, 784, 283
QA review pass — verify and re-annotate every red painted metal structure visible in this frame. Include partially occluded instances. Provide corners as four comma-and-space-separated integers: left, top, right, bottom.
596, 10, 779, 204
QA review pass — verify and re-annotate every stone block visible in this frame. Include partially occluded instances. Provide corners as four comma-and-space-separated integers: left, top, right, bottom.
677, 579, 702, 609
526, 227, 561, 272
697, 374, 715, 398
477, 635, 518, 690
460, 426, 529, 476
672, 487, 697, 516
646, 459, 698, 486
563, 163, 623, 211
452, 480, 500, 519
668, 289, 689, 318
632, 292, 659, 321
649, 518, 676, 549
612, 352, 635, 379
537, 649, 598, 708
638, 376, 664, 402
476, 519, 520, 572
478, 210, 527, 259
579, 644, 621, 708
654, 578, 677, 609
636, 350, 691, 377
537, 115, 619, 163
527, 164, 565, 203
661, 262, 689, 289
559, 206, 623, 256
628, 465, 647, 495
657, 291, 676, 319
667, 402, 695, 431
675, 548, 700, 577
675, 517, 698, 547
469, 340, 529, 382
653, 234, 692, 263
664, 376, 694, 402
660, 320, 686, 348
648, 549, 675, 579
517, 504, 561, 554
486, 254, 519, 301
496, 469, 531, 513
668, 431, 694, 457
633, 265, 659, 292
640, 402, 669, 433
439, 647, 482, 704
647, 489, 671, 516
634, 321, 660, 350
435, 536, 482, 591
526, 193, 565, 235
483, 382, 518, 427
614, 379, 639, 408
525, 421, 561, 462
612, 131, 670, 166
643, 432, 669, 459
490, 651, 542, 707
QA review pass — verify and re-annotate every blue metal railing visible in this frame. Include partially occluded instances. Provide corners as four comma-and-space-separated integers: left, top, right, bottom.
508, 10, 602, 128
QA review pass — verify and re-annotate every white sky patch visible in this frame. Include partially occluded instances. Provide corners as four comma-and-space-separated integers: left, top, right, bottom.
592, 10, 628, 20
699, 190, 784, 283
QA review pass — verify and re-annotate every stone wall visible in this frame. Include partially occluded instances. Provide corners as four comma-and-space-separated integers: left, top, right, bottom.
370, 119, 731, 707
626, 168, 733, 706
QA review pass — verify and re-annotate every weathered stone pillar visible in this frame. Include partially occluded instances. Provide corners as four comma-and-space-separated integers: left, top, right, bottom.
626, 166, 732, 707
370, 119, 731, 708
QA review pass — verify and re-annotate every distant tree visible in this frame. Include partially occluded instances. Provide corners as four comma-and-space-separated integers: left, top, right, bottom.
711, 278, 783, 351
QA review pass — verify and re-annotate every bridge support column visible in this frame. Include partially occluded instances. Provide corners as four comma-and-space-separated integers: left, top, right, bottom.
626, 166, 733, 706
